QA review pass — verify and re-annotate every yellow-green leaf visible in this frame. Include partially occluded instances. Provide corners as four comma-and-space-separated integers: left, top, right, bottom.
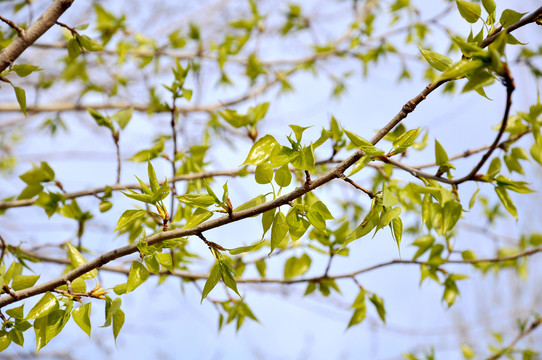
126, 261, 149, 293
26, 292, 59, 319
72, 303, 92, 338
66, 243, 98, 280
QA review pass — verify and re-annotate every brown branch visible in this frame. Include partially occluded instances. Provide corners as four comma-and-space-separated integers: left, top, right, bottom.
0, 15, 25, 37
113, 133, 121, 184
487, 317, 541, 360
0, 169, 247, 210
0, 8, 539, 309
0, 76, 279, 114
480, 6, 542, 48
9, 245, 542, 286
0, 0, 75, 73
341, 176, 374, 198
454, 65, 515, 184
54, 21, 77, 35
379, 67, 515, 186
413, 131, 530, 169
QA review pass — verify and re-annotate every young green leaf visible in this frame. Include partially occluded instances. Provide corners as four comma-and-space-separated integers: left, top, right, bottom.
201, 262, 221, 302
270, 211, 288, 254
242, 135, 279, 165
499, 9, 526, 28
12, 64, 42, 77
481, 0, 496, 15
456, 0, 481, 23
66, 242, 98, 279
13, 86, 26, 116
175, 194, 217, 208
185, 208, 213, 228
255, 163, 274, 184
11, 275, 40, 291
418, 48, 452, 72
114, 209, 147, 231
234, 194, 267, 212
72, 303, 92, 337
274, 164, 292, 187
26, 292, 59, 319
369, 293, 386, 323
126, 261, 150, 293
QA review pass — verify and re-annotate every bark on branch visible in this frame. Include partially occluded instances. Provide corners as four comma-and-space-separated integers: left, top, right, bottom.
0, 0, 75, 72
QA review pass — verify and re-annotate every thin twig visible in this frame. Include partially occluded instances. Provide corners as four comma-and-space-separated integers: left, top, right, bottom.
487, 317, 541, 360
0, 15, 25, 37
0, 9, 538, 309
341, 176, 374, 198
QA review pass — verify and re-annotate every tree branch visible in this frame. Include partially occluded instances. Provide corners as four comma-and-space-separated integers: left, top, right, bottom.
487, 316, 541, 360
0, 7, 539, 310
0, 0, 75, 72
0, 15, 25, 37
6, 245, 541, 286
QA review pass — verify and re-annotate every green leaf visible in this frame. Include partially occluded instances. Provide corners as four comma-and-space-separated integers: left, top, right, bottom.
255, 163, 274, 184
347, 304, 366, 328
391, 217, 403, 254
66, 242, 98, 279
242, 135, 279, 165
462, 70, 495, 93
456, 0, 481, 23
201, 262, 221, 302
530, 142, 542, 165
151, 178, 170, 203
114, 209, 147, 231
0, 331, 11, 352
461, 344, 476, 359
13, 86, 26, 116
112, 308, 125, 342
185, 208, 213, 228
438, 59, 484, 81
234, 194, 267, 212
270, 211, 288, 254
369, 293, 386, 323
481, 0, 495, 15
434, 139, 449, 165
113, 108, 133, 129
147, 161, 159, 192
495, 185, 517, 220
72, 303, 92, 337
156, 252, 173, 272
12, 275, 40, 291
175, 194, 217, 208
289, 125, 311, 143
26, 292, 59, 319
77, 34, 104, 51
347, 155, 371, 177
255, 259, 266, 278
99, 201, 113, 212
67, 37, 81, 59
126, 261, 150, 293
382, 185, 398, 207
12, 64, 41, 77
343, 129, 383, 155
103, 297, 122, 328
499, 9, 526, 28
219, 260, 240, 297
291, 145, 316, 173
283, 254, 311, 280
418, 48, 452, 72
6, 304, 24, 319
275, 164, 292, 187
228, 241, 262, 255
88, 108, 113, 131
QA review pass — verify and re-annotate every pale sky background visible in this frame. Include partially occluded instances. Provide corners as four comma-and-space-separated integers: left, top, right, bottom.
0, 0, 541, 359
